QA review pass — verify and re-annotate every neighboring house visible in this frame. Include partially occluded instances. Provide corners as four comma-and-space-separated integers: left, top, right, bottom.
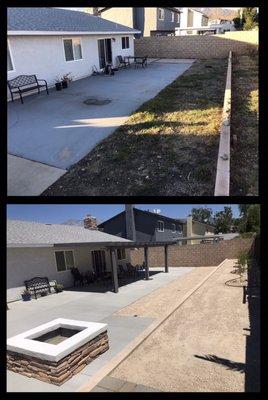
7, 219, 131, 302
176, 7, 235, 35
176, 7, 209, 35
89, 7, 181, 37
98, 205, 215, 243
7, 7, 139, 97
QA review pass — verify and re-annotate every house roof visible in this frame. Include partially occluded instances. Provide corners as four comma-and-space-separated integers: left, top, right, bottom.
98, 7, 181, 15
7, 7, 140, 34
7, 220, 131, 248
98, 207, 186, 228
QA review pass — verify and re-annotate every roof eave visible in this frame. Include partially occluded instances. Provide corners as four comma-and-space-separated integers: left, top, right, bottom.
8, 30, 140, 36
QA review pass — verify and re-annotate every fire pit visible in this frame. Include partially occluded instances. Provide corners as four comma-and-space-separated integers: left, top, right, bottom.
7, 318, 109, 385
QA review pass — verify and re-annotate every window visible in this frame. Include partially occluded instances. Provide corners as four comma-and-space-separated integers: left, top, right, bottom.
158, 8, 164, 20
177, 225, 183, 234
63, 38, 82, 61
121, 37, 130, 49
187, 9, 194, 27
117, 248, 126, 260
171, 12, 174, 22
201, 16, 209, 26
157, 221, 164, 232
55, 250, 75, 272
7, 42, 14, 71
177, 13, 181, 25
172, 224, 176, 233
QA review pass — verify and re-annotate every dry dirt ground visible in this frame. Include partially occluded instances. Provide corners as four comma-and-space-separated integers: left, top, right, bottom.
43, 59, 227, 196
110, 260, 249, 392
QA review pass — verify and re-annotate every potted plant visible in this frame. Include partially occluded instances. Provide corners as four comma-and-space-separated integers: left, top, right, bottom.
55, 284, 64, 293
21, 290, 31, 301
55, 77, 62, 91
61, 73, 72, 89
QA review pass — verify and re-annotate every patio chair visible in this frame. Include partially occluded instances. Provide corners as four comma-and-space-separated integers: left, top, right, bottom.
126, 263, 136, 280
135, 56, 148, 68
84, 270, 96, 284
117, 55, 130, 68
70, 267, 84, 287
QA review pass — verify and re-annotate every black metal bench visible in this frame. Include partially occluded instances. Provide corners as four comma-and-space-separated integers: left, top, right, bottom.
7, 74, 49, 104
24, 277, 52, 299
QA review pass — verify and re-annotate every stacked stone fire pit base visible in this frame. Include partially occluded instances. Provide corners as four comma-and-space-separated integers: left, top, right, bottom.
7, 331, 109, 385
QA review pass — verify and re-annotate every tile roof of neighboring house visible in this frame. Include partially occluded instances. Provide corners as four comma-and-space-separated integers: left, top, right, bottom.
7, 7, 139, 34
7, 219, 131, 247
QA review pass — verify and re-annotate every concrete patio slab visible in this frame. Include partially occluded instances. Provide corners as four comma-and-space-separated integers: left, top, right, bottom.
8, 61, 193, 171
7, 267, 192, 392
7, 154, 66, 196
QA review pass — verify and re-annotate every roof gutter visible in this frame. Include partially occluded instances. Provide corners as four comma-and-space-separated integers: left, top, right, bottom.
8, 30, 141, 36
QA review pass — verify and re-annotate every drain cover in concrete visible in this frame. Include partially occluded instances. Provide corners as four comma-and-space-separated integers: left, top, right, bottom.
83, 98, 111, 105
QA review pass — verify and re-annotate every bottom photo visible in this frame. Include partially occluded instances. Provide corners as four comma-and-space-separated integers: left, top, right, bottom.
6, 204, 260, 393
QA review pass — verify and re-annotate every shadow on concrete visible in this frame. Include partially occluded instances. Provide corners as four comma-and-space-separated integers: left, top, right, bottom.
194, 354, 245, 373
65, 270, 162, 294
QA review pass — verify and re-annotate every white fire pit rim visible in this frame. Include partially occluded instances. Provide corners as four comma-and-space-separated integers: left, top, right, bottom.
7, 318, 108, 362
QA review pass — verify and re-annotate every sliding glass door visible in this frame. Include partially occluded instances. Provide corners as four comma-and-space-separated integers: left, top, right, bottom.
98, 39, 112, 69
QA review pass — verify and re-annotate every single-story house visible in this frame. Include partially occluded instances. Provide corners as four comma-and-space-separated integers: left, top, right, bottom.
7, 219, 133, 302
7, 7, 139, 99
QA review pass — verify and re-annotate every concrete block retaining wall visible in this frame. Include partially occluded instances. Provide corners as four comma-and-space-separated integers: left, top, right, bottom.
130, 238, 253, 268
134, 30, 258, 59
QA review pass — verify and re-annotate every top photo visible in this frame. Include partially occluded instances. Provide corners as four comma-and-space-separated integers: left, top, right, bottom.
7, 6, 259, 196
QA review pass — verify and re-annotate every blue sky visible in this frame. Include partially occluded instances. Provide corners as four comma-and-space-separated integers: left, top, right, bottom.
7, 204, 240, 224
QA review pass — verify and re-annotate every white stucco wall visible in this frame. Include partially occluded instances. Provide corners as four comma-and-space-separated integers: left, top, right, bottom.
6, 245, 117, 302
7, 33, 135, 99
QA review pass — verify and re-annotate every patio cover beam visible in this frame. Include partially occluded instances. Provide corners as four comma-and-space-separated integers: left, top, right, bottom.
110, 248, 119, 293
144, 246, 149, 280
165, 245, 169, 273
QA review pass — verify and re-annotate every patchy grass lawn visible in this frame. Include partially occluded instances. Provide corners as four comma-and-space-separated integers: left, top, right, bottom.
230, 54, 259, 195
43, 59, 227, 196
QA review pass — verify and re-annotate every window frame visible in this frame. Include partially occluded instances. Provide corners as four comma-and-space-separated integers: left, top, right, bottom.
171, 12, 175, 22
63, 37, 83, 62
158, 8, 165, 20
187, 9, 194, 27
7, 40, 15, 72
55, 250, 75, 272
117, 248, 126, 260
172, 223, 176, 233
121, 36, 130, 49
157, 221, 164, 232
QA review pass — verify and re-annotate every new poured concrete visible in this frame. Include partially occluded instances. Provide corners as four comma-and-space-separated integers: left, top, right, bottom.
7, 267, 192, 392
8, 61, 193, 170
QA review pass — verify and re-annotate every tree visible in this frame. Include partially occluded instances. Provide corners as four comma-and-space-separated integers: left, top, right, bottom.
243, 7, 258, 30
237, 204, 260, 233
191, 207, 213, 224
233, 8, 258, 30
214, 206, 233, 233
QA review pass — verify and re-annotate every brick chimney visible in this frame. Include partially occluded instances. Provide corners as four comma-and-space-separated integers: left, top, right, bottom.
84, 214, 98, 230
125, 205, 136, 241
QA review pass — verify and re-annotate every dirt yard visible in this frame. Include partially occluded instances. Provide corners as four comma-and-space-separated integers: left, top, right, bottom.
230, 54, 258, 195
43, 58, 227, 196
110, 260, 249, 392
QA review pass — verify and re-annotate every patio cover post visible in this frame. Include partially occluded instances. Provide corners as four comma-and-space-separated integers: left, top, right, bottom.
111, 248, 119, 293
165, 244, 169, 273
144, 246, 149, 280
